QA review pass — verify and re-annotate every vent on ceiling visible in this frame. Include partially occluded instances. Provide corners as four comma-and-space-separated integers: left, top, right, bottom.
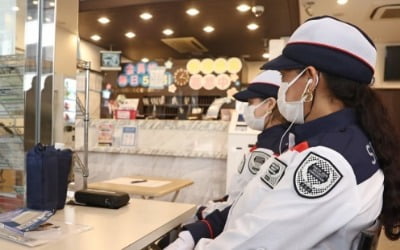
371, 4, 400, 20
161, 37, 208, 54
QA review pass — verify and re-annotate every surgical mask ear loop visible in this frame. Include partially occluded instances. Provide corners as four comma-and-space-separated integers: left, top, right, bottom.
278, 70, 315, 154
279, 119, 296, 154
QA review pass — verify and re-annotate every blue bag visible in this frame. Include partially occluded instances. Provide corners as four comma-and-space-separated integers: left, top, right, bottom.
26, 143, 72, 210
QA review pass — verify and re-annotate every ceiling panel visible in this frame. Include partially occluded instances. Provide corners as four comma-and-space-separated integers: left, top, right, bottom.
78, 0, 300, 61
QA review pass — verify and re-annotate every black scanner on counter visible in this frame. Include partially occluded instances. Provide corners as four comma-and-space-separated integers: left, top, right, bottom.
74, 189, 130, 209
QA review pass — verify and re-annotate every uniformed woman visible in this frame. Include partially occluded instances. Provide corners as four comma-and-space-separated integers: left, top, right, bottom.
164, 70, 289, 250
194, 16, 400, 249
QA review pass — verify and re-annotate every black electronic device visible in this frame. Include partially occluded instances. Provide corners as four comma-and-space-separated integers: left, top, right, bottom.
384, 46, 400, 81
74, 189, 129, 209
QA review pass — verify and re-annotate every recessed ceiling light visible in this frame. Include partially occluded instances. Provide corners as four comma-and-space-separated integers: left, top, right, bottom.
27, 16, 32, 21
11, 6, 19, 11
237, 4, 251, 12
337, 0, 348, 5
203, 25, 215, 33
247, 23, 259, 30
140, 12, 153, 20
49, 2, 55, 7
125, 32, 136, 38
262, 52, 270, 59
186, 8, 200, 16
32, 1, 38, 5
163, 29, 174, 36
90, 35, 101, 41
141, 57, 149, 63
98, 17, 110, 24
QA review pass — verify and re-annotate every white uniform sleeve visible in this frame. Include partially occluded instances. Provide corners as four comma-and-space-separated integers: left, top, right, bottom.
195, 146, 362, 250
202, 149, 273, 218
227, 148, 273, 203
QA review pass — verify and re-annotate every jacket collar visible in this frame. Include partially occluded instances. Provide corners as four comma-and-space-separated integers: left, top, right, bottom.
293, 108, 358, 143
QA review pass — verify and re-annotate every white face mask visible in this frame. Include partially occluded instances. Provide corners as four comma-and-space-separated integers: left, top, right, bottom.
243, 99, 272, 131
277, 68, 314, 124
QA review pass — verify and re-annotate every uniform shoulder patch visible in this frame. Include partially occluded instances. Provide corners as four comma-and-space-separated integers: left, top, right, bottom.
237, 154, 246, 174
248, 151, 271, 174
260, 157, 287, 189
294, 152, 342, 199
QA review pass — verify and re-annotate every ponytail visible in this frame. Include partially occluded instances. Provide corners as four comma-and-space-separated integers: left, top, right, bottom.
324, 72, 400, 240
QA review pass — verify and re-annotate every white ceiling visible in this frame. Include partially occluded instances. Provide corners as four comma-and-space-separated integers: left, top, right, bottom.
298, 0, 400, 44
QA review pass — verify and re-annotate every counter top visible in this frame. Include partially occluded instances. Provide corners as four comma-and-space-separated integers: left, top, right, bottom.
0, 199, 196, 250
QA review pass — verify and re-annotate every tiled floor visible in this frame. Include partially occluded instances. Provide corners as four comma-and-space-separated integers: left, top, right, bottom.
377, 231, 400, 250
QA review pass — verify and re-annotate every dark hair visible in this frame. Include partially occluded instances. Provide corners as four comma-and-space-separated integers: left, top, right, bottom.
323, 72, 400, 240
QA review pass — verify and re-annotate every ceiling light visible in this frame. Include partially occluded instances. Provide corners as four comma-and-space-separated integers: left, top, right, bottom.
90, 35, 101, 41
203, 25, 215, 33
141, 57, 149, 63
125, 32, 136, 38
237, 4, 251, 12
140, 12, 153, 20
186, 8, 199, 16
337, 0, 348, 5
45, 17, 51, 23
32, 1, 38, 5
247, 23, 259, 30
49, 2, 55, 7
163, 29, 174, 36
262, 52, 270, 59
11, 6, 19, 11
27, 16, 32, 21
98, 17, 110, 24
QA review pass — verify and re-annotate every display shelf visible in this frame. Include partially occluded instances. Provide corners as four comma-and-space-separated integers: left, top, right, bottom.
0, 55, 25, 203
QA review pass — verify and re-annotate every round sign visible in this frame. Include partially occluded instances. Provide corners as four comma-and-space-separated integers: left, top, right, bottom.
214, 58, 228, 74
117, 74, 128, 87
200, 58, 215, 74
124, 63, 135, 75
216, 74, 231, 90
186, 59, 201, 74
227, 57, 242, 73
189, 74, 203, 90
202, 74, 216, 90
128, 74, 139, 87
140, 74, 150, 87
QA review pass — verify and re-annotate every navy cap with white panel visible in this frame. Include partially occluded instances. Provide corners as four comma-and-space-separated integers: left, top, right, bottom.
261, 16, 376, 84
233, 70, 281, 102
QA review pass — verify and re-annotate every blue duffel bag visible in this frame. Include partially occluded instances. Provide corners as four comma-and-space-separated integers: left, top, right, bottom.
26, 143, 72, 211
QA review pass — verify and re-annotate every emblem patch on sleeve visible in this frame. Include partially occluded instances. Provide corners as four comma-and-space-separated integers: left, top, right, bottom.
260, 157, 287, 189
248, 151, 271, 174
294, 152, 342, 198
237, 154, 246, 174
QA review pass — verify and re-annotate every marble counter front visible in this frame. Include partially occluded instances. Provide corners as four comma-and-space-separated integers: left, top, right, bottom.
75, 119, 229, 159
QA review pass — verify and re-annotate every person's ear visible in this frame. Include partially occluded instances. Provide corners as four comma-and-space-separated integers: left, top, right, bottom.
262, 97, 277, 112
305, 66, 319, 90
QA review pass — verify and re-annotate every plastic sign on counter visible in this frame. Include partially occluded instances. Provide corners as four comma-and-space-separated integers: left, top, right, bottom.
97, 123, 114, 146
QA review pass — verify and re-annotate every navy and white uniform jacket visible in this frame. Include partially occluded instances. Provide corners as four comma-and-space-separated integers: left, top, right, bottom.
185, 125, 288, 243
195, 109, 384, 250
226, 124, 288, 207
